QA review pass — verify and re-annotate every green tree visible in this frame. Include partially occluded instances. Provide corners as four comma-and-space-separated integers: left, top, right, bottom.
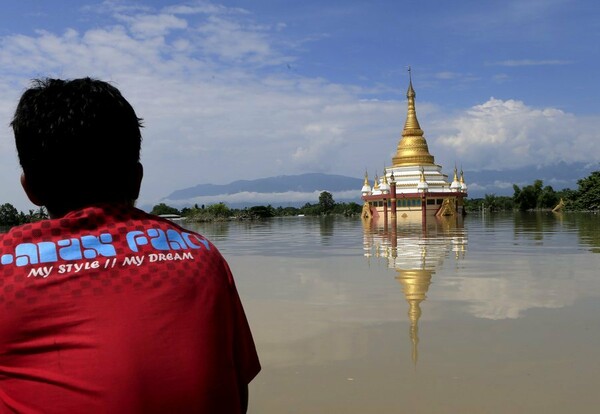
484, 194, 499, 212
275, 206, 300, 216
514, 180, 543, 211
151, 203, 181, 216
299, 202, 319, 216
206, 202, 231, 218
463, 198, 483, 212
574, 171, 600, 210
248, 205, 275, 218
0, 203, 21, 226
23, 207, 49, 223
538, 185, 558, 209
318, 191, 335, 215
332, 201, 362, 216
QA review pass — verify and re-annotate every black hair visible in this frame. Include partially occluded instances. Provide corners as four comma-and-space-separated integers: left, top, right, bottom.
11, 77, 143, 214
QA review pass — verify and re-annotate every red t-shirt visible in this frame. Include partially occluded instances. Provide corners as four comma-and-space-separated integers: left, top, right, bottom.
0, 205, 260, 413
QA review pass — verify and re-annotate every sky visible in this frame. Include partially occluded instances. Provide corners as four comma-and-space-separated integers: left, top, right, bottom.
0, 0, 599, 210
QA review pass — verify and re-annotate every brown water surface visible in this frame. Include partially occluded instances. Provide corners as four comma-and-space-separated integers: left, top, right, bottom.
188, 212, 600, 414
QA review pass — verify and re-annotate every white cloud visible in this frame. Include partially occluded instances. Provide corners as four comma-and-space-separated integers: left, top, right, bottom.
433, 98, 600, 170
489, 59, 572, 67
435, 71, 459, 80
115, 13, 188, 38
163, 2, 250, 17
191, 15, 287, 65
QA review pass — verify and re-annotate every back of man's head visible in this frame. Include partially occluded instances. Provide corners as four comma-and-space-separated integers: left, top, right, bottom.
11, 78, 143, 216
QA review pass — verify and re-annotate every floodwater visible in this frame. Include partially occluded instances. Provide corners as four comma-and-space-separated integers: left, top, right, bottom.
188, 212, 600, 414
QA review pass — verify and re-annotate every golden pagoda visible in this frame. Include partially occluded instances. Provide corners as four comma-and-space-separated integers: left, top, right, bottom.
361, 68, 467, 223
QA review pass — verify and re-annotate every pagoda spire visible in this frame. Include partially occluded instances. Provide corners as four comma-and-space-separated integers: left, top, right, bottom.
392, 67, 435, 167
405, 66, 420, 130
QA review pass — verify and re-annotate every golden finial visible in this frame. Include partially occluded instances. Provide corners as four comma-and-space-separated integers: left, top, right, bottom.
382, 167, 388, 184
459, 167, 465, 185
373, 173, 380, 190
363, 170, 369, 186
453, 165, 458, 182
407, 65, 415, 98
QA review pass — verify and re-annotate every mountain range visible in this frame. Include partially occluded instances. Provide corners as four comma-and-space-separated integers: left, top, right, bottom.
165, 173, 363, 200
157, 162, 599, 209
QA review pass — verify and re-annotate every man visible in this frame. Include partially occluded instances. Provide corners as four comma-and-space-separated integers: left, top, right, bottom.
0, 78, 260, 413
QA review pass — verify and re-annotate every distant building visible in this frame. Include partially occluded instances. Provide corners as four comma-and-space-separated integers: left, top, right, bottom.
361, 72, 467, 222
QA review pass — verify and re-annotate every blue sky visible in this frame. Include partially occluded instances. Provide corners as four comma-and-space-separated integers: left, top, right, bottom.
1, 0, 599, 210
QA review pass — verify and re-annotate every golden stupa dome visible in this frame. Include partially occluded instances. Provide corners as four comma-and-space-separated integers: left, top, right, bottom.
392, 70, 435, 167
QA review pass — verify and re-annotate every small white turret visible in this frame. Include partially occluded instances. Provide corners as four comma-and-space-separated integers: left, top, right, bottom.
361, 171, 372, 196
417, 168, 429, 192
459, 168, 467, 193
450, 165, 460, 192
372, 174, 382, 195
379, 168, 390, 194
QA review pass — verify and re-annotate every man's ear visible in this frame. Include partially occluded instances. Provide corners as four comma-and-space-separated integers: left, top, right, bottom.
20, 173, 44, 207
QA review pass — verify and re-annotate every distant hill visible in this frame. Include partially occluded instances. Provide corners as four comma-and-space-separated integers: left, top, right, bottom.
154, 162, 599, 210
165, 173, 364, 200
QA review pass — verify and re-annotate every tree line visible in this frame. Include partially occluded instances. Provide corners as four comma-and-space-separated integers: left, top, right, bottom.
465, 171, 600, 212
0, 192, 359, 227
151, 191, 362, 222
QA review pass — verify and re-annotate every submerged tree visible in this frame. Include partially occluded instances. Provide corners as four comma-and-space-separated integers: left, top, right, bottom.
151, 203, 181, 216
318, 191, 335, 215
248, 205, 275, 218
513, 182, 539, 211
206, 202, 231, 218
513, 180, 558, 211
573, 171, 600, 210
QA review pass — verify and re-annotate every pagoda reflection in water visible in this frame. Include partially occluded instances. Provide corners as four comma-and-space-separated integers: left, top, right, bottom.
363, 216, 467, 365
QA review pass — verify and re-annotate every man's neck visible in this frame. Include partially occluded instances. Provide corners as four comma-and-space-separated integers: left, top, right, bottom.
46, 200, 136, 219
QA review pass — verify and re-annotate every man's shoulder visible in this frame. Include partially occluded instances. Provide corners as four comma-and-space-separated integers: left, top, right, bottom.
0, 205, 227, 281
0, 219, 50, 242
